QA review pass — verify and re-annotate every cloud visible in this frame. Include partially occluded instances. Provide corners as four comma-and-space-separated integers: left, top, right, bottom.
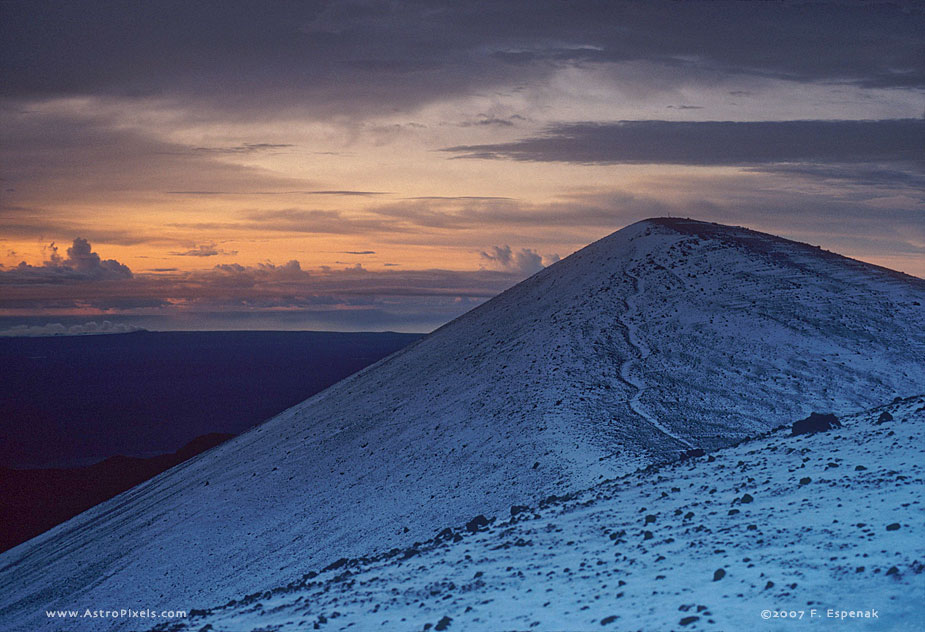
305, 191, 391, 197
340, 251, 376, 255
164, 190, 391, 197
1, 238, 132, 284
231, 208, 402, 234
171, 243, 238, 257
480, 245, 559, 275
1, 1, 921, 120
0, 246, 533, 325
745, 163, 925, 190
0, 108, 308, 215
190, 143, 294, 154
443, 119, 925, 166
206, 260, 308, 288
459, 114, 528, 127
0, 320, 143, 337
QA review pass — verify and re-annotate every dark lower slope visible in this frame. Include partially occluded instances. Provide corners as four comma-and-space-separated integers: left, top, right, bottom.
0, 433, 233, 553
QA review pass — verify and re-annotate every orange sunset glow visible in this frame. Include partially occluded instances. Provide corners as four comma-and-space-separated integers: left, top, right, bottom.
1, 2, 922, 332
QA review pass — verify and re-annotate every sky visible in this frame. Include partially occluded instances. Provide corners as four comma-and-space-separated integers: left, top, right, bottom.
0, 0, 922, 333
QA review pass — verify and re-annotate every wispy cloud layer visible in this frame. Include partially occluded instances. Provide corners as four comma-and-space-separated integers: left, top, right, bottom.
171, 243, 238, 257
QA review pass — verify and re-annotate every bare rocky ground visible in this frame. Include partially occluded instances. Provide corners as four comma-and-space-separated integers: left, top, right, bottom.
155, 395, 924, 632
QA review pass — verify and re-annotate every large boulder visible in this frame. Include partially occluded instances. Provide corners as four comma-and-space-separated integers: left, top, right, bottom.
791, 412, 841, 436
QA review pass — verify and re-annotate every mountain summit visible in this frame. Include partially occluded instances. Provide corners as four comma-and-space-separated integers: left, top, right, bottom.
2, 218, 923, 631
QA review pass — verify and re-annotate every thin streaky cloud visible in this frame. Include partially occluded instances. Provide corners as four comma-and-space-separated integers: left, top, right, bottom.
166, 190, 391, 197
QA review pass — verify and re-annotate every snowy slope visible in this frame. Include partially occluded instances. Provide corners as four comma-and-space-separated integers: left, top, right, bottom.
1, 218, 923, 631
150, 395, 925, 632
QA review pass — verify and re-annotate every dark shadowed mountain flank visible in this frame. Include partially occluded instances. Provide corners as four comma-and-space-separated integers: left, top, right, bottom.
0, 433, 234, 553
1, 218, 922, 632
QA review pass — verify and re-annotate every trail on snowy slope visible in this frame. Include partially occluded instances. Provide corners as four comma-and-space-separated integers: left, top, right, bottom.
619, 262, 695, 449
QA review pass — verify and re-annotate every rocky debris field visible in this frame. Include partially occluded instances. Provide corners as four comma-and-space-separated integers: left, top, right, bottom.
155, 395, 925, 631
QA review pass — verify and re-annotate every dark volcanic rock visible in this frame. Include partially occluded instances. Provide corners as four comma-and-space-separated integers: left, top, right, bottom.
466, 515, 490, 533
791, 412, 841, 436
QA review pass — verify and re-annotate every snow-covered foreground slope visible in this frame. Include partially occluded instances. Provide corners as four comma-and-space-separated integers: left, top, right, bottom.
1, 218, 923, 631
153, 396, 925, 632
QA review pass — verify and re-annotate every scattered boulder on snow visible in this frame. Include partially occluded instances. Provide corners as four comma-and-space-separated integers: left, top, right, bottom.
465, 515, 490, 533
791, 412, 841, 436
713, 568, 726, 581
680, 448, 705, 461
876, 411, 893, 425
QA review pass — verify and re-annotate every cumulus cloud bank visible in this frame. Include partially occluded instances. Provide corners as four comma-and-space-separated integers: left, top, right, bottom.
480, 245, 560, 275
0, 321, 143, 337
0, 238, 132, 283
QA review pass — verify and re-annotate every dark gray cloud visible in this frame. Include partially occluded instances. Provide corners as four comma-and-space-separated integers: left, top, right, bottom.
1, 1, 921, 116
444, 119, 925, 166
746, 163, 925, 191
459, 114, 528, 128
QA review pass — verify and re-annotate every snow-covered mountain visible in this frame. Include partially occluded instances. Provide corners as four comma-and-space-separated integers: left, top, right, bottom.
1, 218, 923, 631
150, 395, 925, 632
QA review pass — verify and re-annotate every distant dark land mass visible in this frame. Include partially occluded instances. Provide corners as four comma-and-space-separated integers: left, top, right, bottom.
0, 330, 422, 470
0, 330, 421, 552
0, 432, 234, 552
